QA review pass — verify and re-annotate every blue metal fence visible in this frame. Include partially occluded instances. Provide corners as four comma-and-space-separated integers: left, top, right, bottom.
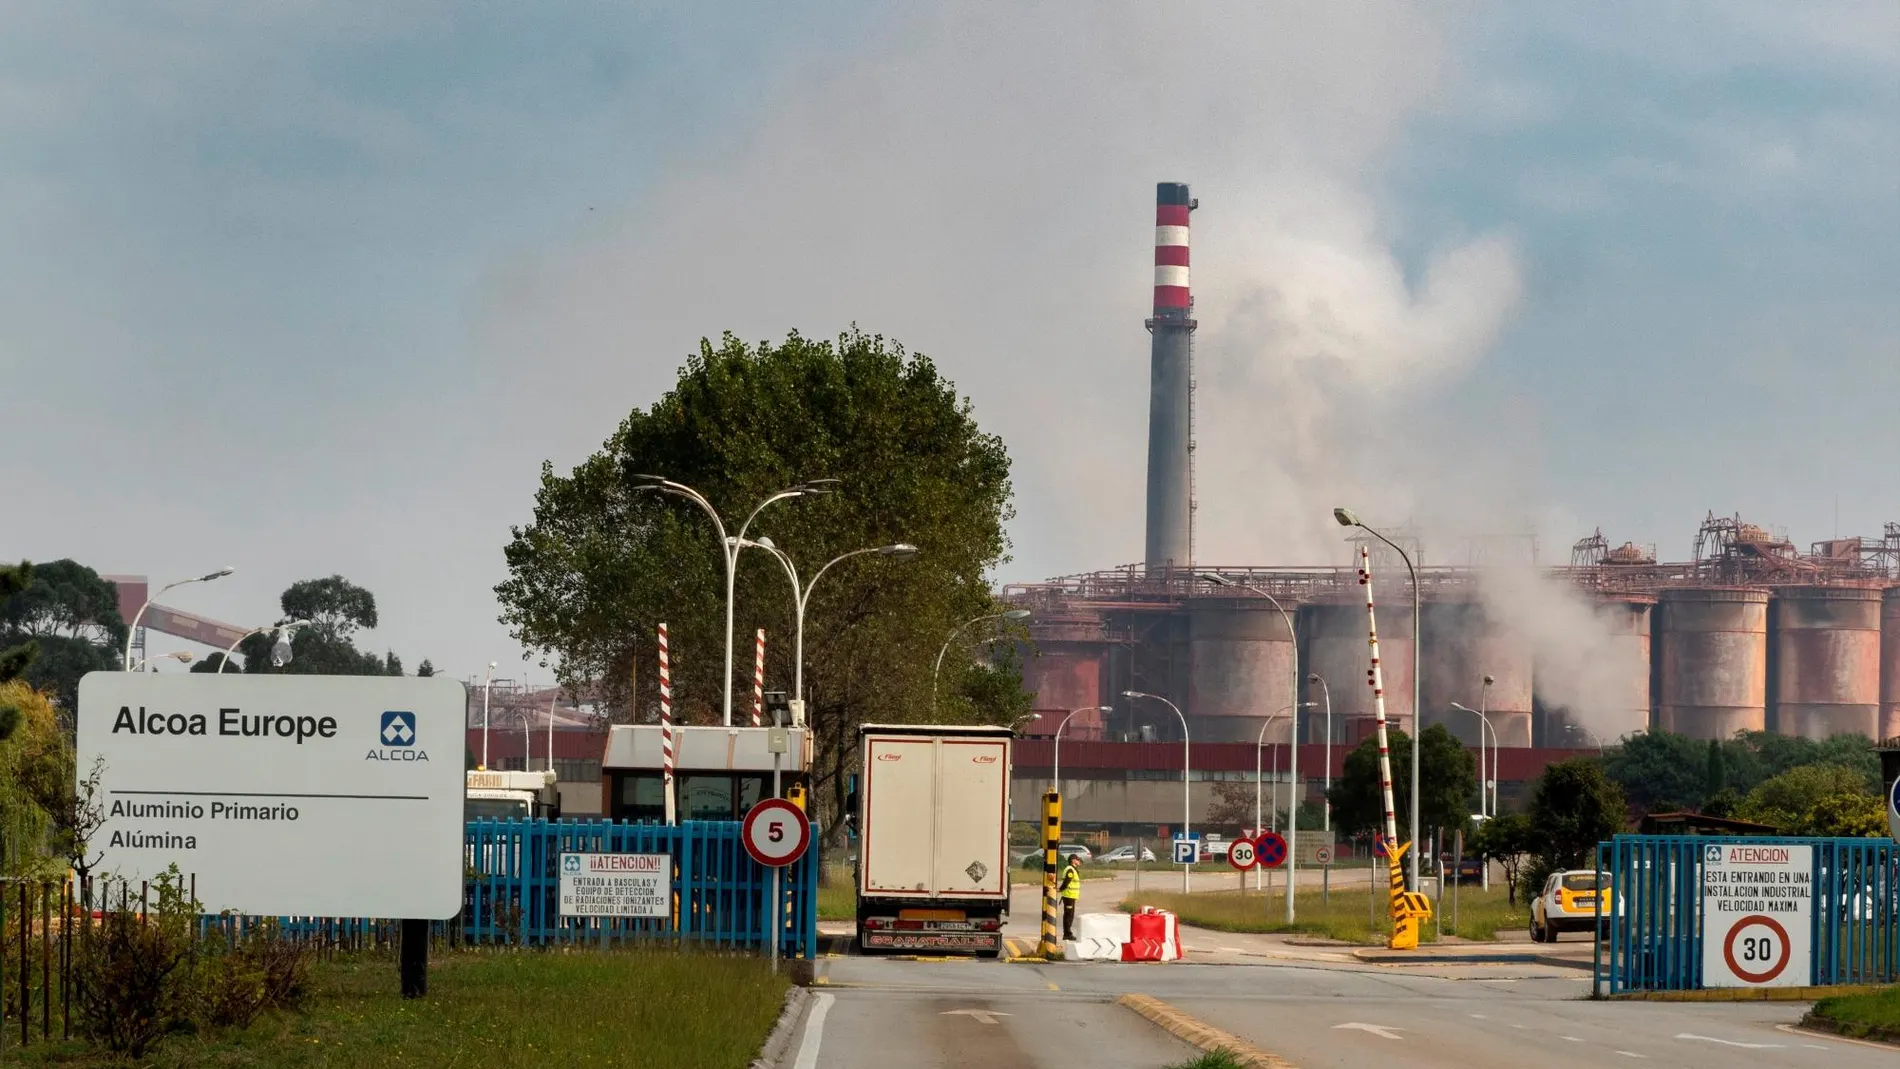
1596, 835, 1899, 994
254, 819, 818, 959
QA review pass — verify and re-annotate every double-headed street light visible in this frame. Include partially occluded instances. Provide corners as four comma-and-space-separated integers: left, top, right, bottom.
220, 619, 312, 674
932, 609, 1032, 714
1334, 506, 1423, 892
633, 475, 837, 726
1198, 572, 1305, 924
129, 651, 193, 671
1122, 690, 1192, 893
740, 537, 919, 700
123, 567, 234, 670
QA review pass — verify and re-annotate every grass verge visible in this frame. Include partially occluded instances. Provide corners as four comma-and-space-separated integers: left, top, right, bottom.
1121, 885, 1525, 944
818, 863, 856, 921
10, 950, 789, 1069
1166, 1050, 1247, 1069
1805, 986, 1900, 1044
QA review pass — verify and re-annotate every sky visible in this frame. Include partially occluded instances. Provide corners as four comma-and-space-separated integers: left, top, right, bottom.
4, 2, 1896, 682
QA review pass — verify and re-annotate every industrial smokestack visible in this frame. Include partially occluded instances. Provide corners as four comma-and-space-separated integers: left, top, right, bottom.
1144, 181, 1197, 573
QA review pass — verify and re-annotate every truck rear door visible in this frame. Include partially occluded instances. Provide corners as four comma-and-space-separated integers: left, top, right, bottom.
861, 734, 937, 895
937, 737, 1009, 898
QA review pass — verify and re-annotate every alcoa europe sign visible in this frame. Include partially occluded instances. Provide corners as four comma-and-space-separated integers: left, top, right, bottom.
77, 674, 466, 919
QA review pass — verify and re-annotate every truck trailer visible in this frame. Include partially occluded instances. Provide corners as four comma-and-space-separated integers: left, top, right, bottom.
854, 723, 1012, 957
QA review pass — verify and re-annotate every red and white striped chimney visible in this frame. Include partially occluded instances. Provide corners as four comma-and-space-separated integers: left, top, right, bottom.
1153, 182, 1194, 315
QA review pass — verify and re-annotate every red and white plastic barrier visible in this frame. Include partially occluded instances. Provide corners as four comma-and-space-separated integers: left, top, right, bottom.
1063, 908, 1181, 962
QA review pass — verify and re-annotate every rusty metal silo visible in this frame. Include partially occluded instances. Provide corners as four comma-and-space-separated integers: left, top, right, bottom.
1186, 596, 1297, 744
1772, 584, 1882, 739
1300, 592, 1414, 744
1656, 587, 1768, 740
1420, 594, 1533, 748
1883, 588, 1900, 741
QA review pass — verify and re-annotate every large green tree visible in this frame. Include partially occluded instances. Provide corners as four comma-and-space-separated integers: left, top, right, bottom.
1326, 724, 1478, 844
0, 559, 125, 711
225, 576, 404, 676
1599, 729, 1708, 814
497, 329, 1019, 832
0, 561, 35, 741
1527, 758, 1626, 870
1735, 763, 1879, 834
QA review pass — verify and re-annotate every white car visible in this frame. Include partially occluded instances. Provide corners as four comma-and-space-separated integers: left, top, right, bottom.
1056, 844, 1094, 862
1097, 845, 1156, 864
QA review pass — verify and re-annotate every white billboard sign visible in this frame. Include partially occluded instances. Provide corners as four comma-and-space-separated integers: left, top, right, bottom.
559, 853, 671, 917
1701, 842, 1812, 988
77, 673, 467, 919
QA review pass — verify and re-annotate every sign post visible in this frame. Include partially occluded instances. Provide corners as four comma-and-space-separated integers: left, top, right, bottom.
1701, 842, 1813, 989
77, 674, 467, 999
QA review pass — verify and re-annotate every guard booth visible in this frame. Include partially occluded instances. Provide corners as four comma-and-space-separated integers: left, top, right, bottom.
1596, 834, 1899, 995
601, 724, 812, 822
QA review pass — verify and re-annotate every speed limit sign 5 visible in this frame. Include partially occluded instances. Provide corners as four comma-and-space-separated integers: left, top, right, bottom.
742, 798, 811, 868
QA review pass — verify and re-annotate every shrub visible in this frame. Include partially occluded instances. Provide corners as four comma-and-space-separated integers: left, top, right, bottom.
72, 868, 201, 1056
199, 921, 315, 1028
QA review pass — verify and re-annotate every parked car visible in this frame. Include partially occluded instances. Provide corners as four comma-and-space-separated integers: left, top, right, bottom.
1056, 844, 1094, 862
1531, 870, 1612, 942
1097, 845, 1156, 864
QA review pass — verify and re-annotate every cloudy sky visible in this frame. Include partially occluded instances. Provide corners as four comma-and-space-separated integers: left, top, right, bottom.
4, 2, 1896, 681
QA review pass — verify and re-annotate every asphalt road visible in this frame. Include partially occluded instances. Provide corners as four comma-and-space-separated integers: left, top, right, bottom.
780, 955, 1891, 1069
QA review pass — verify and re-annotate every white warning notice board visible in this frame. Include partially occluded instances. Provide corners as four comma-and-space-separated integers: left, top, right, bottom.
1700, 842, 1812, 988
559, 853, 671, 917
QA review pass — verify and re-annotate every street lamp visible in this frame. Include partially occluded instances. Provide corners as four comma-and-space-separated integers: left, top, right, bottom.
481, 661, 498, 769
1450, 701, 1498, 820
1052, 705, 1112, 791
1564, 723, 1606, 753
1334, 506, 1422, 892
932, 609, 1032, 714
1198, 571, 1304, 923
1123, 690, 1192, 893
123, 567, 234, 669
740, 537, 919, 700
129, 651, 193, 671
219, 619, 312, 674
632, 475, 835, 725
1308, 673, 1334, 835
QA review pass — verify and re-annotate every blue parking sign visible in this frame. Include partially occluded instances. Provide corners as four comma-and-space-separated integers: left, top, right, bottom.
1172, 836, 1199, 865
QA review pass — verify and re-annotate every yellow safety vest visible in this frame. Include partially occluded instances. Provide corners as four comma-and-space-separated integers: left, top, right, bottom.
1059, 864, 1082, 900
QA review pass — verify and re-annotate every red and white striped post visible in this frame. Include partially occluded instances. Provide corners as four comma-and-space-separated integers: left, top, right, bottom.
752, 629, 766, 727
659, 622, 676, 825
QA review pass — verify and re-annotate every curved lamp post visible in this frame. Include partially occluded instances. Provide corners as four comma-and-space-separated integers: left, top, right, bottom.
129, 651, 193, 671
632, 475, 836, 725
1198, 572, 1304, 923
1334, 506, 1422, 892
1308, 673, 1334, 835
123, 567, 234, 669
932, 609, 1031, 714
1123, 690, 1191, 893
1052, 705, 1113, 791
480, 661, 498, 769
219, 619, 312, 674
740, 537, 919, 700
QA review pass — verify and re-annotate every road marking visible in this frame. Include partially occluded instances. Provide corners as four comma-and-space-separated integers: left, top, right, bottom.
1046, 981, 1060, 991
941, 1009, 1011, 1026
1509, 1024, 1529, 1030
1560, 1036, 1582, 1042
1468, 1013, 1488, 1019
1614, 1051, 1645, 1059
1334, 1022, 1404, 1040
1675, 1033, 1783, 1049
792, 992, 833, 1069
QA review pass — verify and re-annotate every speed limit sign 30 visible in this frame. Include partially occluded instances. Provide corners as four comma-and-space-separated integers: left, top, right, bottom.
1701, 842, 1811, 988
742, 798, 811, 868
1226, 838, 1259, 870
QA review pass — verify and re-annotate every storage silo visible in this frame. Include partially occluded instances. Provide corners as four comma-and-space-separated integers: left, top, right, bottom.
1883, 587, 1900, 741
1656, 587, 1768, 740
1300, 592, 1414, 745
1772, 584, 1882, 739
1539, 594, 1654, 745
1420, 595, 1534, 748
1187, 596, 1297, 744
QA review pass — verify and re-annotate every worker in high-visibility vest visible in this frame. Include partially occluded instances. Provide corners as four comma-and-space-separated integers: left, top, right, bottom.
1059, 853, 1083, 941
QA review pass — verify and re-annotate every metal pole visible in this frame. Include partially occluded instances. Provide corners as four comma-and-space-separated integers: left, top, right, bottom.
771, 735, 782, 974
481, 664, 494, 768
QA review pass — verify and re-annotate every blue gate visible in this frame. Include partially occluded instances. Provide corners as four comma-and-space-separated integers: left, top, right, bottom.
1596, 835, 1899, 994
255, 819, 819, 959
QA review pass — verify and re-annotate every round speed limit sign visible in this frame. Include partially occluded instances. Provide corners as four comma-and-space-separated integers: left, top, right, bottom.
1226, 838, 1259, 870
1722, 916, 1793, 985
741, 798, 811, 868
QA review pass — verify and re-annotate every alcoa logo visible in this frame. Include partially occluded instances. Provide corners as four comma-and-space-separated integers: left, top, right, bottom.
563, 855, 582, 875
367, 711, 430, 763
1705, 845, 1724, 865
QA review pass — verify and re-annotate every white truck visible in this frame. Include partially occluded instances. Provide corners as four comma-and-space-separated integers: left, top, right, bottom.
465, 768, 561, 820
853, 723, 1013, 957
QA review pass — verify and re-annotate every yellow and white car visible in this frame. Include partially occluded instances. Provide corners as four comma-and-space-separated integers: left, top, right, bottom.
1530, 870, 1611, 942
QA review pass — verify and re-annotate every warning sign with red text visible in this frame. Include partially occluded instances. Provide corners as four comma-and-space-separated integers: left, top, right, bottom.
559, 852, 671, 918
1700, 842, 1811, 988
